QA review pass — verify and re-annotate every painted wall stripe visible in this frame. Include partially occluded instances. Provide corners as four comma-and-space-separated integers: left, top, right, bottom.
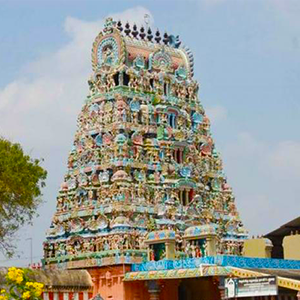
43, 292, 49, 300
73, 293, 79, 300
83, 292, 88, 300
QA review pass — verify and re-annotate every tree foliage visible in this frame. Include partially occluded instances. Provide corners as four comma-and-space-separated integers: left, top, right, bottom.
0, 138, 47, 256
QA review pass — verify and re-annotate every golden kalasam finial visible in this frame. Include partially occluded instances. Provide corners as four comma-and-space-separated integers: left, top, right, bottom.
104, 17, 116, 33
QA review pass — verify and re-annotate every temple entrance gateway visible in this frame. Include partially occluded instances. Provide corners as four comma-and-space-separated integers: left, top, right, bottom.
178, 278, 220, 300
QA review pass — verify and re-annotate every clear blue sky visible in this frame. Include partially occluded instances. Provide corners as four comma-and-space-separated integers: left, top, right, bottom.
0, 0, 300, 266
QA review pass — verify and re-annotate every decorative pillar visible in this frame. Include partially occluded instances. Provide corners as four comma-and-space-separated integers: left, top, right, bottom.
165, 241, 175, 260
73, 293, 79, 300
148, 281, 160, 300
147, 246, 151, 261
185, 190, 189, 205
119, 71, 123, 86
43, 292, 49, 300
83, 291, 89, 300
206, 235, 217, 256
165, 241, 170, 259
91, 275, 100, 297
180, 190, 183, 204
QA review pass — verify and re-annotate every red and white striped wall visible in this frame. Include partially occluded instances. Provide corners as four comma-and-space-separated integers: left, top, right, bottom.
42, 291, 93, 300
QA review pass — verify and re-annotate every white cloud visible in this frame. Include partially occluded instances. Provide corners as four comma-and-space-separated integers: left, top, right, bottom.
0, 6, 153, 150
206, 105, 228, 124
269, 0, 300, 24
0, 6, 152, 265
268, 141, 300, 178
222, 133, 300, 236
196, 0, 226, 7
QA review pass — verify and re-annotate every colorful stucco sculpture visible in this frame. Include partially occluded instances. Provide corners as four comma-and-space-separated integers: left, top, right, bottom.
43, 18, 247, 270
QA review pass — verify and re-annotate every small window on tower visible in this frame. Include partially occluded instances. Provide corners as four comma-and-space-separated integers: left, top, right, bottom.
150, 78, 154, 89
113, 72, 119, 86
138, 111, 142, 123
179, 190, 190, 206
123, 73, 130, 86
168, 113, 177, 128
182, 191, 187, 206
155, 114, 160, 124
189, 189, 194, 203
176, 149, 182, 163
164, 83, 169, 96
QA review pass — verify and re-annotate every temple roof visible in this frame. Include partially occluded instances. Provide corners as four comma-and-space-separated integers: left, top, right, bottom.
265, 216, 300, 239
249, 268, 300, 281
0, 268, 92, 290
91, 17, 194, 77
184, 224, 217, 238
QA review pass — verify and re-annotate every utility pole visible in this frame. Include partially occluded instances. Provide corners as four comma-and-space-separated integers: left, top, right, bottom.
26, 238, 33, 266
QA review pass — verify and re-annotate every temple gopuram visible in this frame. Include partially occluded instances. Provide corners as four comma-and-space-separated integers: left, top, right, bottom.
38, 18, 300, 300
44, 17, 247, 268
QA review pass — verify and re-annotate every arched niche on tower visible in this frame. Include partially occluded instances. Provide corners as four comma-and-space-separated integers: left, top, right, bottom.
91, 20, 126, 72
165, 106, 180, 129
145, 230, 176, 261
176, 179, 197, 206
148, 48, 172, 72
183, 224, 218, 258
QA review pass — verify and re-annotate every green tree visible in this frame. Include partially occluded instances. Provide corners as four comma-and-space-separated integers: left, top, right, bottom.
0, 138, 47, 257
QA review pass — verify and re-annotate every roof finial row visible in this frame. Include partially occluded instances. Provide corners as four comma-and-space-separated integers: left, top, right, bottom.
116, 20, 181, 48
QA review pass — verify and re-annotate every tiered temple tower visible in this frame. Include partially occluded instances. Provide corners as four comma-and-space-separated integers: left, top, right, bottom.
43, 18, 247, 271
